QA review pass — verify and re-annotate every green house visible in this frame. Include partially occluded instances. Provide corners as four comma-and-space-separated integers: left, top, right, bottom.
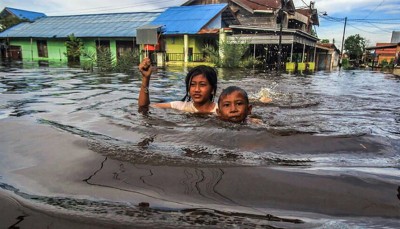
0, 11, 160, 65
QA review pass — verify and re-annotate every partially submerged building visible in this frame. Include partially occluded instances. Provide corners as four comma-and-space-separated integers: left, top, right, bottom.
144, 3, 238, 64
0, 7, 47, 59
183, 0, 320, 71
0, 11, 160, 63
366, 43, 399, 65
1, 1, 323, 70
315, 43, 340, 71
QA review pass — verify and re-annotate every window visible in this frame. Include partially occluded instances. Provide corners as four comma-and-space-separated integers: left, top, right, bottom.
116, 40, 133, 58
37, 40, 48, 58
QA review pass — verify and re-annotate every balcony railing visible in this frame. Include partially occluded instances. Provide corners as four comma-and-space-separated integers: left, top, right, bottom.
166, 53, 205, 62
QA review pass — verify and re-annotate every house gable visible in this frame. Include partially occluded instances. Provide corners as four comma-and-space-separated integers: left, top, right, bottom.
1, 7, 46, 21
150, 4, 230, 35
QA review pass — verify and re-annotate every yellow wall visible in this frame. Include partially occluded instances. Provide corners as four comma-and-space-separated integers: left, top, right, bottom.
165, 36, 204, 54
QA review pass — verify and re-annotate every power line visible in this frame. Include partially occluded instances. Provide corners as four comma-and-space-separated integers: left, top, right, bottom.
319, 16, 395, 36
300, 0, 309, 8
363, 0, 385, 19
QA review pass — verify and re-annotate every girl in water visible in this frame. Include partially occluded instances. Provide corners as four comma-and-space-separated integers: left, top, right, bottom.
138, 58, 218, 114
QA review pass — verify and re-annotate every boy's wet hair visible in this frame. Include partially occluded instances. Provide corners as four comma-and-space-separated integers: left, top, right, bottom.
218, 86, 249, 105
182, 65, 218, 102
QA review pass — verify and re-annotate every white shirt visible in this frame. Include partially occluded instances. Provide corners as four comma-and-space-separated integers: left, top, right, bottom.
170, 101, 217, 114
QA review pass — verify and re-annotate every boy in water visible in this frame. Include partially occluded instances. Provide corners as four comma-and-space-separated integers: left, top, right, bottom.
217, 86, 257, 124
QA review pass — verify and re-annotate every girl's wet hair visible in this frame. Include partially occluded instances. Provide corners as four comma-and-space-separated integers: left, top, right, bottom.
218, 86, 249, 105
182, 65, 218, 102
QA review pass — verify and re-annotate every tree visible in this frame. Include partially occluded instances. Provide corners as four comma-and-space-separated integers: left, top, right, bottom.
64, 34, 84, 63
203, 37, 251, 68
320, 39, 330, 44
0, 16, 27, 32
344, 34, 366, 61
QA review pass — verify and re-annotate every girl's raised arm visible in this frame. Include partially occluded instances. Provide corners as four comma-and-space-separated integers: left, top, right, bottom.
138, 58, 171, 112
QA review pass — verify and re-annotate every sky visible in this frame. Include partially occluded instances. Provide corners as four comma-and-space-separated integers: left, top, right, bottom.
1, 0, 400, 49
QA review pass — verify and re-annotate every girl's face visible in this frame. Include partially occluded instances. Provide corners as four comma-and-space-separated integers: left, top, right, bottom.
189, 74, 213, 104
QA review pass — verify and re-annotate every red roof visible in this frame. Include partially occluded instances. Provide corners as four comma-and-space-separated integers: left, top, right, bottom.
375, 43, 397, 55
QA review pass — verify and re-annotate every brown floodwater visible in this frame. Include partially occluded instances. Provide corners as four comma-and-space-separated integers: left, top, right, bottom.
0, 62, 399, 228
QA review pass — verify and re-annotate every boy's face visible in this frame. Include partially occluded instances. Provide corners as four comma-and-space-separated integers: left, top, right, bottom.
217, 91, 252, 123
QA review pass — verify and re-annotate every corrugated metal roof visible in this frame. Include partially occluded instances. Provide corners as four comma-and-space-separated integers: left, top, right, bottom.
4, 7, 46, 21
0, 12, 160, 38
150, 4, 228, 35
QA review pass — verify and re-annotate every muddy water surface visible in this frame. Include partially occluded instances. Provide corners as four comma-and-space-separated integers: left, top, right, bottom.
0, 64, 399, 228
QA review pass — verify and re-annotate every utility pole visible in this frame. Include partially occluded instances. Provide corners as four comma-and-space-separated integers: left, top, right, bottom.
339, 17, 347, 70
277, 0, 285, 72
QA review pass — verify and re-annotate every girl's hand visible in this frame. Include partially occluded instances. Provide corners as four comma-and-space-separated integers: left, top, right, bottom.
139, 58, 152, 78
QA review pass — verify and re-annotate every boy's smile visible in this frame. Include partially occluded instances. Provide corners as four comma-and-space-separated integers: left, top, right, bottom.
217, 91, 252, 123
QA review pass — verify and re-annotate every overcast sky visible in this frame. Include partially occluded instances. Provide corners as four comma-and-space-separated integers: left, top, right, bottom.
1, 0, 399, 49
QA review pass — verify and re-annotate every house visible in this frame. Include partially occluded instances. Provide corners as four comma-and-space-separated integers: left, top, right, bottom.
0, 7, 46, 21
182, 0, 320, 70
315, 43, 340, 71
0, 12, 160, 63
366, 43, 399, 66
142, 3, 238, 64
0, 7, 47, 56
0, 4, 236, 66
366, 42, 400, 76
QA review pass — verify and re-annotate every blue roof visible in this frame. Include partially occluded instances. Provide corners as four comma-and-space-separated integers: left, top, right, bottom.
150, 4, 228, 34
0, 12, 160, 38
5, 7, 46, 21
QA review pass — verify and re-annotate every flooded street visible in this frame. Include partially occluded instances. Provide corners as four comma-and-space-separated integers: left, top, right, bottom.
0, 63, 399, 228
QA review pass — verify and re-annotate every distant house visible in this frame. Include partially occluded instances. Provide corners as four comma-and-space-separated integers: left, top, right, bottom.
0, 7, 47, 57
182, 0, 320, 69
0, 12, 160, 62
0, 7, 46, 21
315, 43, 340, 71
366, 43, 399, 66
142, 3, 238, 64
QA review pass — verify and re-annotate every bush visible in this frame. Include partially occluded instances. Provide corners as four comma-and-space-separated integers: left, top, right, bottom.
114, 50, 140, 74
381, 58, 394, 70
96, 47, 114, 72
240, 56, 263, 68
341, 58, 350, 69
203, 37, 251, 68
64, 34, 84, 64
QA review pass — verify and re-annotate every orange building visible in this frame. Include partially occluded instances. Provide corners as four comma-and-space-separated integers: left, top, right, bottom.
366, 43, 400, 66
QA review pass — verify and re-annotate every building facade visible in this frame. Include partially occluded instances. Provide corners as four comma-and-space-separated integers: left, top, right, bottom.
0, 12, 160, 65
182, 0, 320, 70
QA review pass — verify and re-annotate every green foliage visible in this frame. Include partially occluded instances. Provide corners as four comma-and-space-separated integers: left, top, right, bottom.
381, 58, 394, 70
81, 48, 139, 74
114, 50, 140, 74
341, 58, 350, 69
81, 50, 96, 72
0, 16, 27, 32
320, 39, 330, 44
96, 47, 115, 72
203, 37, 251, 68
64, 34, 84, 63
240, 56, 263, 68
203, 44, 221, 66
344, 34, 366, 61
